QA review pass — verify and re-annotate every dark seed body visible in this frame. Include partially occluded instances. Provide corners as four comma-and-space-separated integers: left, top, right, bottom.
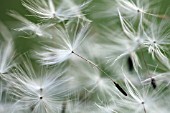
127, 56, 133, 71
151, 78, 156, 89
114, 82, 127, 96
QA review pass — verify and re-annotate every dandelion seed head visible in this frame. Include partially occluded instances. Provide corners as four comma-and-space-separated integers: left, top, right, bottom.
6, 59, 73, 113
113, 70, 170, 113
34, 19, 90, 65
116, 0, 153, 22
143, 19, 170, 68
22, 0, 91, 22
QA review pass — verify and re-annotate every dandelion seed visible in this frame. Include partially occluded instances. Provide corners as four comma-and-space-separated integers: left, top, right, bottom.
71, 51, 129, 97
117, 0, 167, 23
9, 11, 54, 38
22, 0, 91, 22
117, 0, 150, 18
142, 71, 170, 87
6, 59, 74, 113
103, 11, 142, 72
116, 70, 170, 113
34, 19, 90, 65
143, 19, 170, 69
